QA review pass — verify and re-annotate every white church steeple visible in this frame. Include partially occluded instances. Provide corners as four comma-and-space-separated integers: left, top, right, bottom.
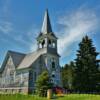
41, 9, 52, 34
37, 9, 57, 50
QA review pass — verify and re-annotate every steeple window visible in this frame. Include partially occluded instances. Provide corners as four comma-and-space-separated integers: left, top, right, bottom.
48, 39, 56, 48
37, 10, 57, 50
52, 42, 56, 48
39, 43, 42, 48
41, 40, 45, 47
48, 40, 52, 47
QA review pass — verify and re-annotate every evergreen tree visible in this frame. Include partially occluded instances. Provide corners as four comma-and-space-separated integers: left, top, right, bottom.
74, 35, 99, 93
61, 64, 69, 89
36, 71, 53, 97
61, 61, 75, 90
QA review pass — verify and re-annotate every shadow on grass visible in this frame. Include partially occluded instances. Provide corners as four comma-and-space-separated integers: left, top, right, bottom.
51, 95, 65, 99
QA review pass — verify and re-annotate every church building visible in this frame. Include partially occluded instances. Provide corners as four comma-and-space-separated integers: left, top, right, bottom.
0, 10, 62, 94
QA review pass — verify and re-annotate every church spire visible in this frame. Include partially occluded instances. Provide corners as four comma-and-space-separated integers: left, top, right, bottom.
41, 9, 53, 34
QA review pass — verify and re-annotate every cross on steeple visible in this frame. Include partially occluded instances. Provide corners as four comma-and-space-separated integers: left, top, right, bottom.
41, 9, 52, 34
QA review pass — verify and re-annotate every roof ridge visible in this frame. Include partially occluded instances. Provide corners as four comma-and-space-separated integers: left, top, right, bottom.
8, 50, 26, 55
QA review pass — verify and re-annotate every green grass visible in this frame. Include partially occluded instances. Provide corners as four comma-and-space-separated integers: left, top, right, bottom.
59, 94, 100, 100
0, 94, 100, 100
0, 94, 47, 100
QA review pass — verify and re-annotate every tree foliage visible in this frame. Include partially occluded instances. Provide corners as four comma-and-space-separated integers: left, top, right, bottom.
74, 35, 99, 92
36, 71, 53, 97
61, 61, 75, 90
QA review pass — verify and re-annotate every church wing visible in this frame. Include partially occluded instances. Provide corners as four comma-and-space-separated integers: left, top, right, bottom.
0, 50, 26, 87
0, 50, 25, 73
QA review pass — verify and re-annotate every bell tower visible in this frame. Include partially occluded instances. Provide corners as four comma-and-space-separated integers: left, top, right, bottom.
37, 10, 57, 52
37, 10, 61, 86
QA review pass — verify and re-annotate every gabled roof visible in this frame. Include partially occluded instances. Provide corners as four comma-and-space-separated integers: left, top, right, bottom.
17, 48, 47, 69
0, 48, 60, 72
0, 50, 25, 73
8, 51, 26, 67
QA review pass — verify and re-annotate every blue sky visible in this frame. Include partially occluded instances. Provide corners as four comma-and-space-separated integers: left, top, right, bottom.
0, 0, 100, 66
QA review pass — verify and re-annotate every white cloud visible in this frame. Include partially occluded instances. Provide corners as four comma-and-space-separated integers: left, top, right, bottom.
0, 21, 13, 34
0, 0, 12, 34
2, 0, 11, 16
57, 7, 99, 58
27, 25, 39, 40
28, 7, 99, 56
29, 43, 37, 52
26, 25, 39, 52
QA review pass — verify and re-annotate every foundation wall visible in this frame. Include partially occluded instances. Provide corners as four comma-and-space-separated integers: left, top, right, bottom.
0, 87, 29, 94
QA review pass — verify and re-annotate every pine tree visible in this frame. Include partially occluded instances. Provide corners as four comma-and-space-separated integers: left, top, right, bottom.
36, 71, 53, 97
61, 61, 75, 91
74, 35, 99, 93
61, 64, 69, 89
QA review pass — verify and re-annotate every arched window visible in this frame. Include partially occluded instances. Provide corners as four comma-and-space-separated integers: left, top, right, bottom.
52, 42, 56, 48
42, 40, 45, 47
52, 61, 55, 69
52, 74, 55, 78
48, 39, 51, 44
39, 43, 42, 48
48, 40, 52, 47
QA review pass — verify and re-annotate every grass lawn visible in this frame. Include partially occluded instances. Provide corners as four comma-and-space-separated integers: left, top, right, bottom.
0, 94, 100, 100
